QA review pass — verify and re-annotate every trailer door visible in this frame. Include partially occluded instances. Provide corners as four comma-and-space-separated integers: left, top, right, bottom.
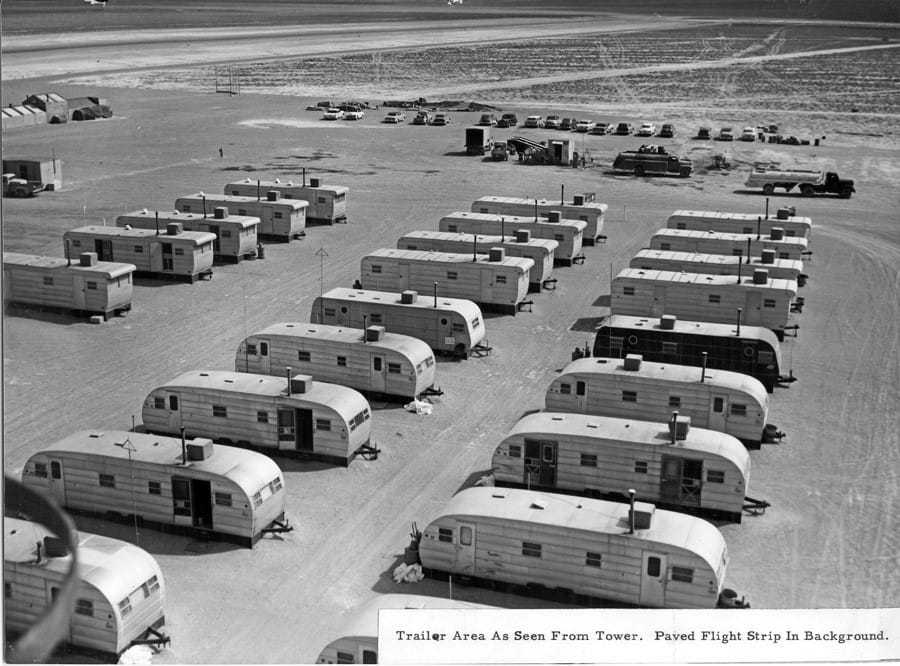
639, 552, 667, 607
371, 355, 387, 392
744, 291, 762, 326
149, 242, 163, 272
167, 393, 182, 431
574, 379, 587, 412
47, 458, 67, 505
456, 522, 476, 574
258, 340, 270, 374
277, 409, 295, 449
190, 479, 213, 529
651, 285, 666, 317
208, 224, 221, 254
660, 455, 702, 507
94, 239, 113, 262
295, 408, 314, 452
71, 276, 86, 310
709, 395, 727, 431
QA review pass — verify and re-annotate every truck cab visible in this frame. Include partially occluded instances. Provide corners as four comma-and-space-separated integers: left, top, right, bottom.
824, 172, 855, 198
2, 173, 39, 198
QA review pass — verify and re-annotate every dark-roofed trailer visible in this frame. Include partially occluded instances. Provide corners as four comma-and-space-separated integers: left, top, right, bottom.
471, 193, 606, 245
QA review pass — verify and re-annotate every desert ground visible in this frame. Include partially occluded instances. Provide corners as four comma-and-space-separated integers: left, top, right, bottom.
2, 2, 899, 664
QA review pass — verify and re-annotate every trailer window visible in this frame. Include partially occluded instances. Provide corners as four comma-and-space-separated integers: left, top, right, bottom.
634, 461, 648, 474
169, 395, 179, 411
426, 357, 435, 367
452, 323, 464, 332
559, 383, 571, 395
522, 542, 542, 558
252, 491, 263, 508
495, 275, 507, 284
86, 281, 98, 290
72, 240, 81, 247
707, 470, 725, 484
471, 317, 481, 329
713, 397, 724, 412
371, 264, 382, 274
317, 196, 327, 204
661, 341, 678, 355
363, 650, 376, 664
576, 381, 586, 396
447, 224, 458, 232
646, 557, 661, 577
182, 205, 192, 212
460, 526, 473, 546
730, 404, 747, 416
622, 390, 637, 403
623, 286, 635, 296
508, 444, 521, 458
763, 299, 776, 308
4, 582, 11, 599
298, 350, 311, 362
580, 453, 597, 467
336, 651, 354, 664
668, 396, 681, 408
554, 234, 564, 242
154, 397, 166, 409
73, 598, 93, 616
99, 474, 115, 488
221, 229, 233, 237
118, 597, 132, 617
43, 276, 54, 286
316, 418, 331, 431
257, 411, 269, 423
367, 313, 382, 324
671, 566, 694, 583
215, 492, 232, 507
447, 271, 458, 280
146, 575, 160, 593
213, 405, 228, 418
741, 227, 753, 234
337, 356, 347, 367
134, 245, 144, 253
585, 552, 603, 568
324, 307, 336, 317
778, 252, 789, 259
675, 223, 686, 230
148, 481, 161, 495
174, 248, 184, 256
388, 363, 402, 374
32, 462, 48, 478
731, 248, 743, 256
238, 209, 247, 216
50, 461, 61, 479
271, 476, 283, 493
438, 528, 453, 543
708, 294, 721, 304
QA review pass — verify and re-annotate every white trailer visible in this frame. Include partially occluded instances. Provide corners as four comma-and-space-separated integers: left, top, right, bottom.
142, 370, 374, 466
63, 224, 214, 282
649, 228, 809, 261
225, 175, 347, 225
175, 191, 307, 241
667, 208, 812, 239
440, 211, 585, 266
4, 518, 169, 659
546, 355, 780, 448
415, 486, 745, 609
3, 251, 134, 319
236, 322, 439, 400
310, 288, 488, 358
116, 207, 259, 262
492, 412, 756, 522
612, 267, 799, 340
631, 249, 807, 285
397, 229, 556, 292
472, 192, 607, 245
360, 248, 533, 315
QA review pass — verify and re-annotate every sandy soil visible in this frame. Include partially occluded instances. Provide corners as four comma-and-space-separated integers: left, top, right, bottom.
2, 12, 899, 665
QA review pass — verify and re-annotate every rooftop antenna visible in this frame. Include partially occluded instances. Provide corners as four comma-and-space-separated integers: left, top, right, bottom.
757, 216, 762, 240
64, 238, 71, 267
534, 199, 538, 222
500, 216, 505, 239
180, 427, 187, 464
628, 489, 636, 534
257, 179, 261, 201
737, 250, 743, 283
202, 193, 207, 219
670, 411, 678, 445
765, 197, 770, 220
472, 234, 477, 262
286, 366, 292, 397
700, 352, 708, 383
433, 281, 438, 308
736, 308, 742, 336
560, 184, 565, 205
362, 314, 368, 342
302, 167, 307, 188
155, 211, 160, 236
746, 237, 752, 263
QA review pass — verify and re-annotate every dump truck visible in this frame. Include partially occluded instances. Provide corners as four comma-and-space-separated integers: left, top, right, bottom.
612, 145, 692, 177
744, 167, 855, 198
465, 126, 492, 155
2, 174, 42, 198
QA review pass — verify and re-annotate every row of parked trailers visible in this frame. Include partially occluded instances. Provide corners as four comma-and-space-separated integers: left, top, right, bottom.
395, 206, 816, 619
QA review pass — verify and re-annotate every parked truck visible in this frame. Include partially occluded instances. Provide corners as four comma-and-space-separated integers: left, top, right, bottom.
744, 167, 855, 198
612, 145, 692, 177
2, 158, 62, 197
465, 126, 492, 155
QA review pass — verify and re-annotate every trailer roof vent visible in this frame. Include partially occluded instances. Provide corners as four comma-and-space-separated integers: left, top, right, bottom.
79, 252, 98, 267
401, 290, 418, 304
266, 190, 280, 202
214, 206, 228, 220
668, 415, 691, 442
776, 206, 795, 220
290, 374, 313, 394
514, 229, 531, 243
166, 222, 183, 235
769, 227, 784, 241
547, 211, 561, 223
43, 536, 69, 558
629, 502, 655, 530
623, 354, 642, 371
310, 177, 321, 187
760, 248, 776, 264
529, 500, 546, 510
186, 440, 214, 461
365, 325, 385, 342
573, 194, 585, 206
753, 269, 769, 284
488, 247, 505, 262
660, 315, 677, 330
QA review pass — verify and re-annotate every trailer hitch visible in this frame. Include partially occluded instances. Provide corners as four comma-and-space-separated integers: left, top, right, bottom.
471, 341, 493, 358
782, 324, 800, 337
743, 495, 771, 516
595, 234, 608, 244
517, 300, 534, 312
262, 518, 294, 536
420, 385, 444, 398
776, 370, 798, 385
797, 273, 808, 287
762, 424, 785, 444
572, 254, 586, 265
541, 277, 558, 290
129, 626, 171, 651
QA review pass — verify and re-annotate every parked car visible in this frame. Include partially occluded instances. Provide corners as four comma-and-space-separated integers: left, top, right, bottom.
383, 111, 406, 123
322, 108, 344, 120
716, 127, 734, 141
739, 127, 757, 141
658, 123, 675, 138
431, 113, 450, 126
343, 109, 365, 120
574, 119, 596, 133
590, 123, 613, 135
695, 126, 711, 140
636, 122, 657, 137
498, 113, 518, 127
338, 102, 364, 113
614, 122, 633, 135
560, 117, 576, 131
412, 111, 430, 125
544, 115, 561, 129
491, 142, 512, 161
524, 115, 544, 128
478, 113, 497, 126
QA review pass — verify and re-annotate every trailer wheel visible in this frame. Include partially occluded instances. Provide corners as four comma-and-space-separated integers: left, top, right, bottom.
633, 165, 645, 177
839, 188, 852, 199
762, 184, 775, 195
800, 184, 815, 196
10, 188, 29, 198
